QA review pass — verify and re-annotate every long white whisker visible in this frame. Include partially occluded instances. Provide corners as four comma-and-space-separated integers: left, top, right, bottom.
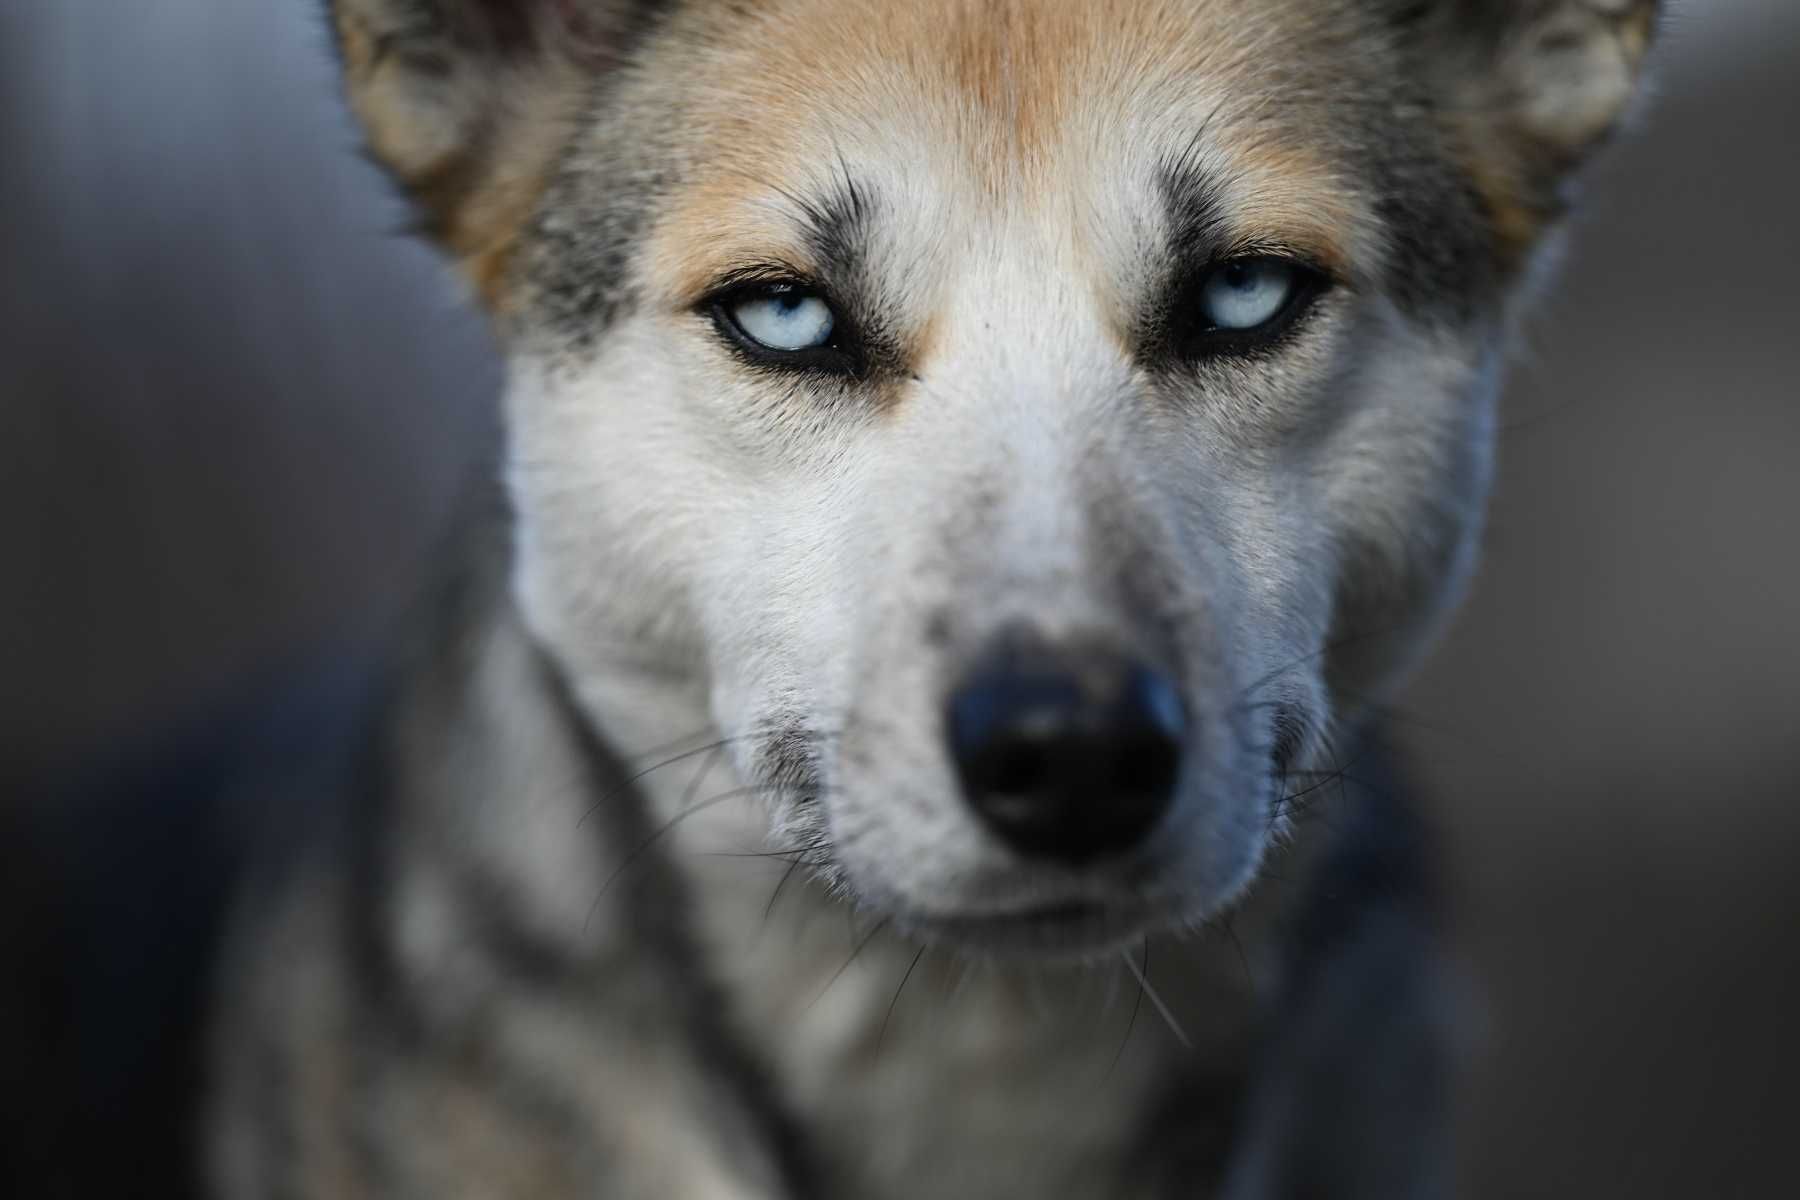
1120, 945, 1190, 1050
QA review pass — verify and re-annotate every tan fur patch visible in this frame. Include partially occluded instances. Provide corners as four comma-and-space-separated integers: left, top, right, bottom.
1456, 0, 1660, 267
334, 5, 582, 311
647, 0, 1373, 313
1462, 152, 1552, 272
440, 80, 579, 312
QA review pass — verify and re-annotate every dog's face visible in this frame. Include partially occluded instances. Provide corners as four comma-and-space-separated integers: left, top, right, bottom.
335, 0, 1656, 954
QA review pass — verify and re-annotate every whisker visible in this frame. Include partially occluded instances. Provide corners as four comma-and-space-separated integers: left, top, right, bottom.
577, 737, 745, 829
577, 726, 848, 828
703, 848, 827, 861
585, 785, 777, 928
1215, 915, 1252, 985
1107, 937, 1150, 1079
764, 857, 807, 924
876, 945, 928, 1061
1235, 622, 1414, 705
1270, 741, 1378, 821
806, 918, 891, 1012
1121, 942, 1191, 1050
678, 743, 728, 810
622, 726, 731, 767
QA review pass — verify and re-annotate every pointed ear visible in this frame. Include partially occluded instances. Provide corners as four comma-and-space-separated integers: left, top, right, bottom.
328, 0, 659, 302
1403, 0, 1662, 260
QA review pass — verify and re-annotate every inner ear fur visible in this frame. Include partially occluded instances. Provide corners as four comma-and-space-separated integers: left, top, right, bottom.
329, 0, 655, 305
1404, 0, 1662, 261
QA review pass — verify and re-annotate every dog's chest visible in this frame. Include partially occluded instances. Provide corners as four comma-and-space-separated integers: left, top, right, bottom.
678, 819, 1262, 1199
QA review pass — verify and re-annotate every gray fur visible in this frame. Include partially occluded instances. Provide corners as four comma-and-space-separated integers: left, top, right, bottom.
208, 2, 1662, 1195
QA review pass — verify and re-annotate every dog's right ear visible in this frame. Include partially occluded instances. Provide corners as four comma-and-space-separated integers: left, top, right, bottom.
329, 1, 658, 303
1390, 0, 1662, 267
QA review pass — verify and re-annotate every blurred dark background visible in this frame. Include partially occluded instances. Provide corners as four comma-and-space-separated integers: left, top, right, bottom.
3, 1, 1796, 1195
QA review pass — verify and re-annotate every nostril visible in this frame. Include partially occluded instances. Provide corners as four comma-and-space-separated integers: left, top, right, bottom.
1126, 666, 1187, 743
948, 673, 1083, 795
1112, 732, 1178, 799
1113, 666, 1185, 798
983, 739, 1056, 798
945, 640, 1187, 864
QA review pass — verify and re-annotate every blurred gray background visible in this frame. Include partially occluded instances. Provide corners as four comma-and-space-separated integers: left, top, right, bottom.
4, 1, 1796, 1195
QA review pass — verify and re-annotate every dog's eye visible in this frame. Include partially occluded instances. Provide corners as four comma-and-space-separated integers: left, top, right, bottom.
721, 286, 836, 352
1200, 260, 1299, 331
1168, 256, 1327, 360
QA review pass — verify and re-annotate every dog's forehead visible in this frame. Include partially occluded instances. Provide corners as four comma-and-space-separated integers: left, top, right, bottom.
644, 0, 1382, 304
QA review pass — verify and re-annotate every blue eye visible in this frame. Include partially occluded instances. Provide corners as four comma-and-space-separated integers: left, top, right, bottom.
725, 286, 836, 351
1199, 259, 1300, 331
1165, 255, 1327, 362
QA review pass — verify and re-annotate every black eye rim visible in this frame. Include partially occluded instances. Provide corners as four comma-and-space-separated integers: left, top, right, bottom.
704, 277, 867, 379
1163, 254, 1333, 363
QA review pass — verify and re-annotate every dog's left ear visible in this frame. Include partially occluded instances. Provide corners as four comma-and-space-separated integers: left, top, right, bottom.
1399, 0, 1663, 260
330, 0, 661, 305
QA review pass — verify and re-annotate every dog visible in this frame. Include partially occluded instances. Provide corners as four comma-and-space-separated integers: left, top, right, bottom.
205, 2, 1660, 1196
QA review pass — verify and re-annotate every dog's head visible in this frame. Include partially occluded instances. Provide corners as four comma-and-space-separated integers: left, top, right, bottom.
334, 0, 1657, 955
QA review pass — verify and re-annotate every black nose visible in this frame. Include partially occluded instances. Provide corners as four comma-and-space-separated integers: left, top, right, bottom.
946, 637, 1186, 864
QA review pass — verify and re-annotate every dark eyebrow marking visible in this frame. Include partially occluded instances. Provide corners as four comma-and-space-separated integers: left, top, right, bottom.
1156, 134, 1341, 276
1137, 123, 1346, 367
1155, 111, 1235, 262
1157, 100, 1493, 327
1139, 134, 1238, 356
1156, 169, 1230, 262
769, 155, 877, 285
711, 164, 917, 386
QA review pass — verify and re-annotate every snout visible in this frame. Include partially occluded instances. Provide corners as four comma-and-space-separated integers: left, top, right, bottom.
946, 632, 1186, 864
